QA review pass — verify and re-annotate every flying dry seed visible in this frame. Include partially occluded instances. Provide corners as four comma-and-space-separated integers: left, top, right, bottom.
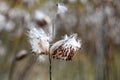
34, 11, 51, 27
33, 10, 53, 40
57, 3, 68, 14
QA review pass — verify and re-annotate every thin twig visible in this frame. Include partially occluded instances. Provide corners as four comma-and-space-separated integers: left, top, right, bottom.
49, 54, 52, 80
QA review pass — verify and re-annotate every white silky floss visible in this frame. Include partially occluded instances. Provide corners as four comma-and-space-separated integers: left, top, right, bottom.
28, 26, 50, 55
57, 3, 68, 14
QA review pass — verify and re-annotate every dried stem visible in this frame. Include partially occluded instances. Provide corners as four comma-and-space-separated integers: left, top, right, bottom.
49, 54, 52, 80
52, 14, 57, 39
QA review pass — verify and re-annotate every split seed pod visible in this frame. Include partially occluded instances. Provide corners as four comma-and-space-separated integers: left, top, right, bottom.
50, 34, 82, 60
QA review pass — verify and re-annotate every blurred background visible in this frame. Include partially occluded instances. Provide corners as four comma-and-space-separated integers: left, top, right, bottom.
0, 0, 120, 80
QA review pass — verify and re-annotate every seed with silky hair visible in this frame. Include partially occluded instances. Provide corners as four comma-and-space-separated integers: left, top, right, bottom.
50, 34, 82, 60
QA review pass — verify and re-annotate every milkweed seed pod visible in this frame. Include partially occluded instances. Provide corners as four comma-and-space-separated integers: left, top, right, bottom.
28, 26, 50, 56
50, 34, 82, 60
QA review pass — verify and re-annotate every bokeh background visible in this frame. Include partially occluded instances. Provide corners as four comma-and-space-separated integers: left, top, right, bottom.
0, 0, 120, 80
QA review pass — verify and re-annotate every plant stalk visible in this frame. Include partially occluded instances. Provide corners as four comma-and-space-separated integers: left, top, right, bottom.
49, 54, 52, 80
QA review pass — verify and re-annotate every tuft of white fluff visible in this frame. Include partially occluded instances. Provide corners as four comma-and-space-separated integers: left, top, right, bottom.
65, 34, 82, 48
28, 25, 50, 55
37, 55, 48, 62
34, 11, 45, 20
50, 33, 82, 55
57, 3, 68, 14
